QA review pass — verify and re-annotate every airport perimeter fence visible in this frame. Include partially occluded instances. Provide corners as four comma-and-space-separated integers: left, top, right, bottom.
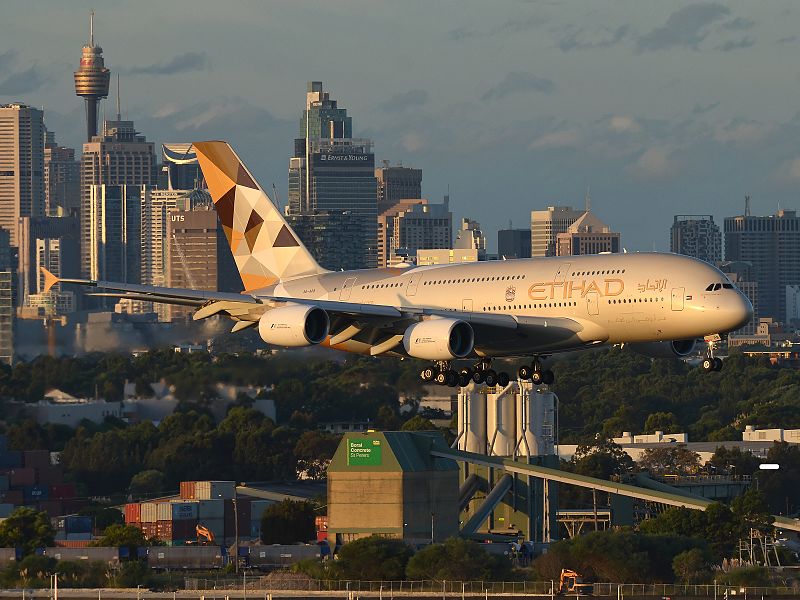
185, 577, 800, 597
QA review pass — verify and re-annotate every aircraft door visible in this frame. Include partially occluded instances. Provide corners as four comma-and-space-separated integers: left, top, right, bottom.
462, 299, 473, 312
586, 291, 600, 316
340, 277, 357, 301
406, 272, 422, 296
671, 287, 685, 311
555, 263, 572, 282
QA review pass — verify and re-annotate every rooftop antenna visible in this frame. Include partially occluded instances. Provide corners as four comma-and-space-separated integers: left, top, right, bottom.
745, 195, 751, 217
585, 185, 591, 212
271, 183, 281, 211
115, 74, 121, 121
89, 10, 94, 46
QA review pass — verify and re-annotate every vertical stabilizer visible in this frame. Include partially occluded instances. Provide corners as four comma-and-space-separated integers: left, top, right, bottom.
193, 141, 327, 291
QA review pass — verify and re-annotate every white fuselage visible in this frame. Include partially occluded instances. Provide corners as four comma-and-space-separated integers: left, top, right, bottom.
260, 252, 752, 358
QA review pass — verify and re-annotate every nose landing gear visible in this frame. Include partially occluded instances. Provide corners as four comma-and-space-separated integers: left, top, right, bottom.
702, 336, 723, 373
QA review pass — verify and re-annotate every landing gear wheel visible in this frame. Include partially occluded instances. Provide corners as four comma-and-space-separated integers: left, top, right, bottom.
420, 367, 436, 382
459, 367, 474, 379
484, 370, 498, 386
713, 357, 723, 372
445, 370, 459, 387
542, 369, 555, 385
531, 371, 544, 385
471, 370, 486, 385
497, 372, 510, 387
434, 371, 448, 385
458, 373, 471, 387
518, 365, 533, 380
701, 357, 715, 373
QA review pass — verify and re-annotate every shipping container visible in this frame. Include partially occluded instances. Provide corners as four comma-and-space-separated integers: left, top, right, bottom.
0, 475, 8, 492
172, 519, 196, 541
49, 483, 75, 500
315, 515, 329, 531
23, 485, 49, 502
124, 503, 141, 524
37, 465, 64, 485
1, 490, 22, 505
249, 521, 261, 540
65, 532, 93, 541
140, 502, 159, 523
170, 501, 198, 521
37, 500, 63, 518
155, 520, 173, 540
0, 451, 22, 469
247, 545, 320, 569
23, 450, 51, 470
44, 547, 119, 564
0, 547, 20, 564
54, 539, 91, 548
197, 499, 224, 519
8, 468, 35, 487
147, 545, 224, 570
140, 522, 158, 539
250, 500, 271, 522
180, 481, 197, 500
156, 502, 171, 521
65, 515, 93, 534
0, 503, 13, 518
316, 531, 328, 543
195, 480, 235, 500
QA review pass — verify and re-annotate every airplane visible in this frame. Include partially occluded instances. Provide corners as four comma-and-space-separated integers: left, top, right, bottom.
42, 141, 753, 388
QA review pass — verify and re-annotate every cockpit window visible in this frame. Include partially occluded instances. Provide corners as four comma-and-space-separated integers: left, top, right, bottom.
722, 283, 734, 289
705, 284, 714, 291
706, 283, 726, 291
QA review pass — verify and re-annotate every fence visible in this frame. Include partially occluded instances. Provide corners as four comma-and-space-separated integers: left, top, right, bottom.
185, 577, 800, 597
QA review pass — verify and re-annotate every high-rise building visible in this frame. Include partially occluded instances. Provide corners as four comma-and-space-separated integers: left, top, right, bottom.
718, 261, 758, 335
287, 82, 377, 270
670, 215, 721, 264
74, 11, 110, 142
530, 206, 585, 257
375, 163, 422, 215
454, 218, 486, 260
87, 184, 141, 284
0, 103, 46, 247
555, 211, 621, 256
80, 118, 155, 277
0, 228, 13, 364
377, 198, 452, 267
17, 216, 79, 315
162, 143, 203, 191
165, 205, 240, 320
44, 133, 80, 217
724, 209, 800, 322
498, 228, 531, 259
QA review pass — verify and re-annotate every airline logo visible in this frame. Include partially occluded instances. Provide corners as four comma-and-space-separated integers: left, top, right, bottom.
528, 278, 624, 301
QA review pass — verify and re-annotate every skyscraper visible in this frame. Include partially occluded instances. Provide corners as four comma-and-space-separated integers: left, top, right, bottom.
162, 143, 203, 190
555, 211, 621, 256
44, 132, 80, 217
87, 184, 141, 284
80, 118, 155, 277
670, 215, 721, 264
0, 104, 46, 247
74, 11, 110, 142
0, 228, 13, 365
287, 82, 377, 270
377, 198, 452, 267
375, 163, 422, 215
724, 209, 800, 322
498, 228, 531, 259
530, 206, 585, 257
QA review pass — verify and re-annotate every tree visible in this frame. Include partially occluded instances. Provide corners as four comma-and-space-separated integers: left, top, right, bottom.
639, 446, 701, 475
709, 446, 762, 477
129, 469, 168, 498
294, 431, 340, 480
643, 412, 680, 434
78, 505, 124, 531
672, 548, 709, 584
91, 524, 148, 553
406, 537, 511, 581
260, 500, 316, 545
731, 489, 774, 535
335, 536, 412, 581
401, 415, 437, 431
572, 437, 635, 479
0, 507, 55, 555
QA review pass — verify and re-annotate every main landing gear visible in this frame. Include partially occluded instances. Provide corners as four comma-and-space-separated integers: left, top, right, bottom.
419, 359, 512, 388
517, 357, 555, 386
701, 337, 723, 373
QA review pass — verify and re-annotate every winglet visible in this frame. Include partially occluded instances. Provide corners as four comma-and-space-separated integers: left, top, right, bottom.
41, 267, 59, 292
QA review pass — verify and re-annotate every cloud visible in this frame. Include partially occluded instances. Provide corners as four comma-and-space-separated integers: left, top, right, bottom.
627, 147, 678, 180
529, 130, 581, 150
400, 132, 427, 153
447, 27, 479, 41
0, 50, 16, 74
609, 116, 640, 133
778, 34, 798, 44
636, 3, 730, 52
713, 120, 771, 145
481, 72, 555, 101
717, 37, 755, 51
691, 101, 720, 115
558, 25, 629, 52
721, 17, 755, 31
378, 89, 428, 112
126, 52, 210, 75
0, 65, 50, 95
775, 157, 800, 183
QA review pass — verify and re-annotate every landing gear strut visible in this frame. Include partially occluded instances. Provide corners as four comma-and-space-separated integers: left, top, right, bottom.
421, 359, 512, 388
701, 337, 723, 373
519, 357, 555, 386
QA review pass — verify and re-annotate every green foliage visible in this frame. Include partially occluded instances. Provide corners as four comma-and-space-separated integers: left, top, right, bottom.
401, 415, 437, 431
78, 504, 124, 530
91, 524, 148, 551
334, 536, 412, 581
572, 437, 635, 479
638, 446, 701, 475
405, 537, 511, 581
260, 500, 316, 545
129, 469, 168, 498
110, 560, 152, 588
709, 446, 762, 477
672, 548, 710, 583
643, 411, 680, 434
294, 430, 340, 479
755, 442, 800, 515
0, 507, 55, 555
12, 554, 56, 587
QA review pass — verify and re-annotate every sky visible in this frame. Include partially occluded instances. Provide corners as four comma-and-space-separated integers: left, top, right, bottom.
2, 0, 800, 252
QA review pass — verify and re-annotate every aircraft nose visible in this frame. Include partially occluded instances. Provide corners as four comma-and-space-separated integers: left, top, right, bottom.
722, 290, 753, 332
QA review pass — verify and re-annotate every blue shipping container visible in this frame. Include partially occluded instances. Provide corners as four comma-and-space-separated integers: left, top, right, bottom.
65, 516, 93, 534
0, 503, 13, 518
0, 451, 22, 469
22, 485, 48, 502
171, 501, 199, 521
0, 476, 8, 492
0, 435, 7, 451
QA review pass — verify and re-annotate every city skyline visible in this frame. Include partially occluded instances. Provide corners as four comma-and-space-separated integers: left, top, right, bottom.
2, 2, 799, 252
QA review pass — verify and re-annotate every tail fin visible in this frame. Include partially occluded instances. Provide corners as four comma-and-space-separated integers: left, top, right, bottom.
193, 141, 327, 291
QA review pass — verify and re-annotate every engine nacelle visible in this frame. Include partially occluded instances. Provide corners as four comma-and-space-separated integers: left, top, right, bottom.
628, 339, 697, 359
403, 318, 474, 360
258, 304, 329, 347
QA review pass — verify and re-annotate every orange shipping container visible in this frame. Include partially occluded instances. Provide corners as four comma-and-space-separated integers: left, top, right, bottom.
125, 503, 141, 524
54, 539, 91, 548
180, 481, 197, 500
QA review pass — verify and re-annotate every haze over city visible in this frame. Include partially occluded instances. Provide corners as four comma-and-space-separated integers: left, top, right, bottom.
3, 1, 800, 252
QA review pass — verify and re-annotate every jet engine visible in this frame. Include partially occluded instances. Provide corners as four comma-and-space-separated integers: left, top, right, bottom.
628, 339, 697, 359
258, 304, 329, 347
403, 318, 474, 360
